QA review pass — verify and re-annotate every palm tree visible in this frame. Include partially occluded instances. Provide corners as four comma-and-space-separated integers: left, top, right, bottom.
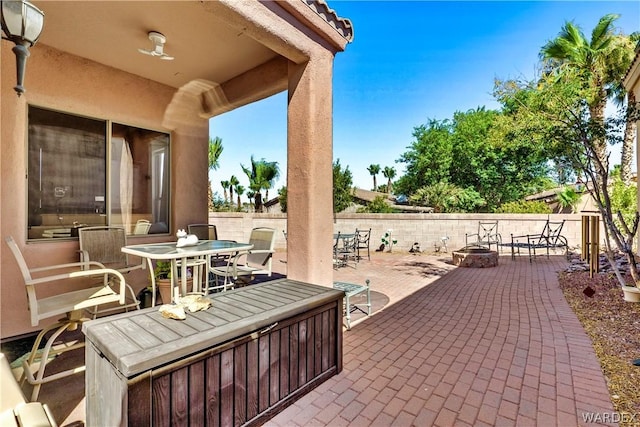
540, 14, 621, 169
229, 175, 239, 204
241, 156, 279, 212
235, 185, 245, 211
367, 164, 380, 191
382, 166, 396, 193
208, 137, 223, 210
261, 161, 280, 202
220, 180, 229, 204
246, 190, 255, 211
556, 186, 581, 213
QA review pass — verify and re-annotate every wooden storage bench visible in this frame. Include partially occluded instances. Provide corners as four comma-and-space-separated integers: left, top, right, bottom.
83, 279, 343, 426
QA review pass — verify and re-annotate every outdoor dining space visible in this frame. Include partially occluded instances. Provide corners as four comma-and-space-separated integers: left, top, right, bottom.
3, 224, 378, 426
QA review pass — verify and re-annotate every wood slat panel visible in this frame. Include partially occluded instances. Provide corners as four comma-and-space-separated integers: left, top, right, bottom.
306, 317, 315, 379
220, 349, 234, 427
224, 292, 279, 311
130, 313, 182, 342
215, 295, 266, 315
322, 310, 329, 372
170, 367, 188, 425
152, 374, 170, 427
189, 360, 205, 426
258, 335, 270, 413
205, 355, 221, 426
289, 324, 299, 391
298, 319, 308, 386
246, 338, 259, 422
279, 327, 290, 399
269, 332, 280, 406
314, 313, 323, 376
234, 343, 247, 426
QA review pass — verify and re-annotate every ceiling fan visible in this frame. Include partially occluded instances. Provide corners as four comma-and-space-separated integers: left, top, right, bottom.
138, 31, 174, 60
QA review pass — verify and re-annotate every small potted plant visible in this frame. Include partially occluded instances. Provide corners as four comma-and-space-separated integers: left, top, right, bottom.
154, 261, 173, 304
381, 229, 397, 252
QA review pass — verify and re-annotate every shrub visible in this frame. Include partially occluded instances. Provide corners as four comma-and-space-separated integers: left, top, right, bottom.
495, 200, 552, 213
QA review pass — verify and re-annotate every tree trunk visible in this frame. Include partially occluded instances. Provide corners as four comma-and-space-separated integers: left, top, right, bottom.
208, 180, 213, 211
588, 101, 608, 169
620, 92, 636, 184
255, 192, 263, 213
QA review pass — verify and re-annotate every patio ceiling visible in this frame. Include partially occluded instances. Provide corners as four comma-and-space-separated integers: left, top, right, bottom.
34, 1, 280, 90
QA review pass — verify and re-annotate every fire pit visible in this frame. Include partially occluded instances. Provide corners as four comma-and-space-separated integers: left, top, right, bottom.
452, 247, 498, 268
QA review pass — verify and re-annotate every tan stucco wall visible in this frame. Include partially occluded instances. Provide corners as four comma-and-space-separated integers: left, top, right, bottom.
1, 43, 208, 338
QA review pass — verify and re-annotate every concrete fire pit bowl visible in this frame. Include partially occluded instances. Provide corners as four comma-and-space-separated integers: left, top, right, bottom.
452, 247, 498, 268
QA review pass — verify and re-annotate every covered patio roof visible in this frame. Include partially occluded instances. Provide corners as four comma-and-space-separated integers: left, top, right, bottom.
36, 0, 353, 118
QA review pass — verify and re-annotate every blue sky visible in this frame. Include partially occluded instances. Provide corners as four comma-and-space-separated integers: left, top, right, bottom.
209, 1, 640, 201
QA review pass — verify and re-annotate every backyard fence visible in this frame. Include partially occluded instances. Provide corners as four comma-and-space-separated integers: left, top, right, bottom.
208, 212, 602, 255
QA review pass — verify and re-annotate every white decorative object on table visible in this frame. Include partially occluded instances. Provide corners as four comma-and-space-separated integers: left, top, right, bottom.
176, 233, 199, 248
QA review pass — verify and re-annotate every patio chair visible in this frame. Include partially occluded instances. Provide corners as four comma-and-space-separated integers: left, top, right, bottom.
333, 232, 358, 268
133, 219, 151, 235
187, 223, 218, 240
1, 352, 58, 426
355, 228, 372, 261
210, 227, 276, 289
465, 220, 502, 252
5, 236, 128, 401
510, 219, 569, 262
77, 226, 142, 316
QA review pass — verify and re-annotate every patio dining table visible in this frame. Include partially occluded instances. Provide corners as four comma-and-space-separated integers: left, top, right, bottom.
122, 239, 253, 304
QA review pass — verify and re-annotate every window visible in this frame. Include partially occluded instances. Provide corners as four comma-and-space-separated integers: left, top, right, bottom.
27, 106, 170, 239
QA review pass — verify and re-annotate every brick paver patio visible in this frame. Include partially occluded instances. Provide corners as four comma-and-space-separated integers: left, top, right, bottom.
268, 252, 615, 427
15, 251, 614, 426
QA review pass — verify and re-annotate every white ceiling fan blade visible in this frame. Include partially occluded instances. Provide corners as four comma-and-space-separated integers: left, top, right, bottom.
138, 31, 174, 60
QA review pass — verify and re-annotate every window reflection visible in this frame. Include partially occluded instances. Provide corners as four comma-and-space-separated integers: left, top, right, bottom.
27, 106, 170, 239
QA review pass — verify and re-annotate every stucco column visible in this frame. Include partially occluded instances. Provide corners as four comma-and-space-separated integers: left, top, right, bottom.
286, 52, 334, 286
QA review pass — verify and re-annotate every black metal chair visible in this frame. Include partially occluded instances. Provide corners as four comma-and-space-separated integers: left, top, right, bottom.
355, 228, 372, 260
465, 221, 502, 252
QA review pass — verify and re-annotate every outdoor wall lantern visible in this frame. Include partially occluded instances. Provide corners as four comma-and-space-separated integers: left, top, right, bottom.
1, 0, 44, 96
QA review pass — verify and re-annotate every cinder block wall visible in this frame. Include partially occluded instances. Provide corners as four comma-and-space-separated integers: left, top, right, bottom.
209, 212, 601, 253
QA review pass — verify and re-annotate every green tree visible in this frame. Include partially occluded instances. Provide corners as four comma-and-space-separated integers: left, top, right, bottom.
220, 180, 229, 204
410, 182, 484, 213
208, 137, 223, 210
540, 14, 623, 174
246, 190, 255, 211
360, 195, 394, 213
493, 69, 640, 287
235, 184, 245, 211
278, 186, 287, 213
334, 159, 353, 213
396, 108, 551, 211
395, 119, 452, 196
367, 164, 380, 191
555, 186, 580, 213
241, 156, 280, 212
382, 166, 396, 194
494, 200, 552, 214
229, 175, 239, 205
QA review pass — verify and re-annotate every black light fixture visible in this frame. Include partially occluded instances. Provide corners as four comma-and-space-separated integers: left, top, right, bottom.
0, 0, 44, 96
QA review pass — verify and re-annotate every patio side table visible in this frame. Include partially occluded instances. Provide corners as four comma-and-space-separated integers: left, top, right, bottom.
333, 280, 371, 329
